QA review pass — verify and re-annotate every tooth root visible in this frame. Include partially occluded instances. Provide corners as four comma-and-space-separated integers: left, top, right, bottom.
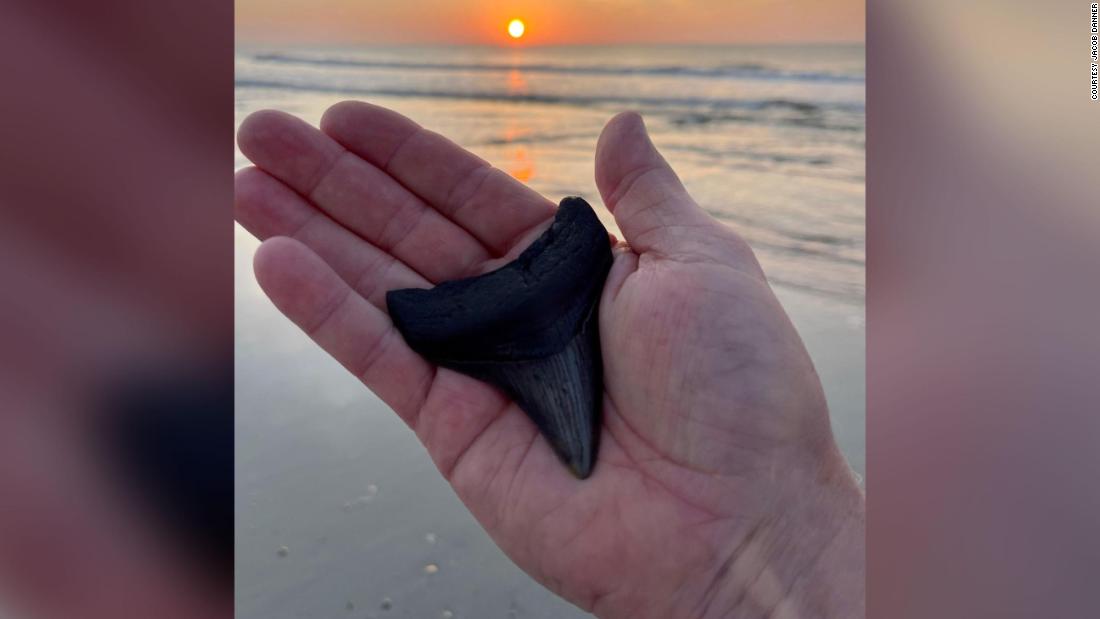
387, 197, 612, 479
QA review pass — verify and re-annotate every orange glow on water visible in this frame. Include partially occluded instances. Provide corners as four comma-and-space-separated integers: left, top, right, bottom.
508, 147, 534, 182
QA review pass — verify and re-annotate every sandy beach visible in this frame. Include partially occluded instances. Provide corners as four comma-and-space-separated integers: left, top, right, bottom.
235, 44, 864, 618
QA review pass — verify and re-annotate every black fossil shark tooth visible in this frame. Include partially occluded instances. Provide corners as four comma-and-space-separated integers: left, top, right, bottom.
386, 197, 612, 479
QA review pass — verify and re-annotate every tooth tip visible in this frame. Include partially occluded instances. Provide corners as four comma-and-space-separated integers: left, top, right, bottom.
569, 458, 594, 480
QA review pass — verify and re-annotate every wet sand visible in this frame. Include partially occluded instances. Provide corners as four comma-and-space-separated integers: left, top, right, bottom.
234, 229, 864, 619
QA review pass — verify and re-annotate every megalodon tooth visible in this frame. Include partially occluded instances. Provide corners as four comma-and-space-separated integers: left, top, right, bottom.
386, 197, 613, 479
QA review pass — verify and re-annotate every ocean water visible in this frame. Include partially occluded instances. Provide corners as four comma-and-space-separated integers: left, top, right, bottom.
235, 44, 864, 619
236, 44, 864, 302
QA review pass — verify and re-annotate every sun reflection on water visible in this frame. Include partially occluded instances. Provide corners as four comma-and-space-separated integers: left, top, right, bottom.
506, 68, 528, 95
508, 146, 534, 182
500, 124, 536, 182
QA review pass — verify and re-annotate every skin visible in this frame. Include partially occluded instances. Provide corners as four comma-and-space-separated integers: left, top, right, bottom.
236, 103, 865, 619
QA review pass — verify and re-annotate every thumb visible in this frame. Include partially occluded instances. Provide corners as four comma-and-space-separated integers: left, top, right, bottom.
594, 112, 707, 253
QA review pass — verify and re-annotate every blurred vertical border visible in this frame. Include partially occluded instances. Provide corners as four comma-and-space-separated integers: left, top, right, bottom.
0, 1, 232, 618
3, 0, 1099, 617
869, 0, 1100, 617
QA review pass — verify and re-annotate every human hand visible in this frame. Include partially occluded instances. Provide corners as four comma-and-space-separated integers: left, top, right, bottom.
235, 103, 864, 619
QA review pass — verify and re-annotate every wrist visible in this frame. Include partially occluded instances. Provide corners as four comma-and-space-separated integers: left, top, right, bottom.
699, 442, 865, 619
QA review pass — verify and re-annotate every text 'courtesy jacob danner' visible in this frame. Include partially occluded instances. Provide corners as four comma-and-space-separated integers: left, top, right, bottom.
1092, 3, 1099, 100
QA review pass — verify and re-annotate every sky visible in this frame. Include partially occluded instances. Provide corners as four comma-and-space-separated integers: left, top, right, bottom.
235, 0, 865, 45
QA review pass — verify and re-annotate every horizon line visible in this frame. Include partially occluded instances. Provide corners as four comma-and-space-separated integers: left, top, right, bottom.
234, 39, 865, 47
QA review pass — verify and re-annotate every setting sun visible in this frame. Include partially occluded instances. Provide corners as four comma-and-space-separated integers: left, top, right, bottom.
507, 18, 525, 39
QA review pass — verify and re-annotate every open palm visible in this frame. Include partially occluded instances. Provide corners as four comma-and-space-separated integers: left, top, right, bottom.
236, 103, 863, 619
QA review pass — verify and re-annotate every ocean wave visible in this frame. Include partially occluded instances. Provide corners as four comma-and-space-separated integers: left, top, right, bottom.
667, 143, 837, 167
235, 78, 865, 118
251, 53, 864, 84
668, 109, 864, 132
